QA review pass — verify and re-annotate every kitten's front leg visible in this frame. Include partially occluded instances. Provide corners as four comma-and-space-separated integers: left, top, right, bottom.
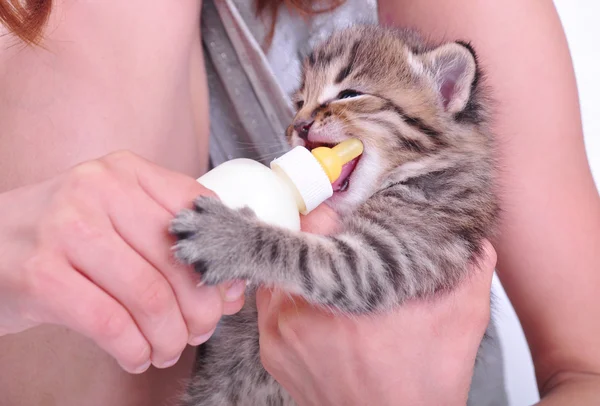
170, 196, 385, 312
173, 196, 457, 313
170, 197, 309, 288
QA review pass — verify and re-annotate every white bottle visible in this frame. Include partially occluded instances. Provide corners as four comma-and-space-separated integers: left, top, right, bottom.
197, 139, 363, 231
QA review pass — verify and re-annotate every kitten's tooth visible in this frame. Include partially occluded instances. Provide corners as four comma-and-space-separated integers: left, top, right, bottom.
196, 280, 205, 288
340, 179, 350, 192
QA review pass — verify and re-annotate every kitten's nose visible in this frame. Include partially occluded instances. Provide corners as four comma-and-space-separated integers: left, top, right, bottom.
293, 120, 314, 140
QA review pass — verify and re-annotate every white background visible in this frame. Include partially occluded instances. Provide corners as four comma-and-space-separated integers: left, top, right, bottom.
493, 1, 600, 404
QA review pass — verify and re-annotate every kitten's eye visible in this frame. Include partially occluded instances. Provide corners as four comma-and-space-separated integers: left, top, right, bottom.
337, 90, 363, 100
295, 100, 304, 110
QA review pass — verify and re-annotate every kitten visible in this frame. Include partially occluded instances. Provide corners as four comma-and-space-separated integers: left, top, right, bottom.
170, 25, 499, 406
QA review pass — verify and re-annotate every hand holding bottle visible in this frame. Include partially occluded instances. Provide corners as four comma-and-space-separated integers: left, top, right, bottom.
0, 151, 244, 374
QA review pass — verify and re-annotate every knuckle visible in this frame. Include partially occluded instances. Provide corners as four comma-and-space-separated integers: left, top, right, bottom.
121, 345, 151, 372
102, 150, 138, 167
87, 304, 130, 340
161, 331, 188, 361
56, 161, 118, 206
137, 278, 175, 316
62, 159, 133, 201
65, 161, 112, 190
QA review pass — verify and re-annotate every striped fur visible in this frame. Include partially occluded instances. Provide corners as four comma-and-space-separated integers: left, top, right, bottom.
172, 25, 499, 406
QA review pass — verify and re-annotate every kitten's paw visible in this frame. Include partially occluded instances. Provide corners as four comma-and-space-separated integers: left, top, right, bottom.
170, 196, 257, 285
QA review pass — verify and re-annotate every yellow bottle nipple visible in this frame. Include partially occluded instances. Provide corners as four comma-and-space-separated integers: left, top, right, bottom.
311, 139, 364, 183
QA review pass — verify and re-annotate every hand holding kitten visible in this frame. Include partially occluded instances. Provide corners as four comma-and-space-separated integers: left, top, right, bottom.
257, 205, 495, 406
0, 151, 243, 374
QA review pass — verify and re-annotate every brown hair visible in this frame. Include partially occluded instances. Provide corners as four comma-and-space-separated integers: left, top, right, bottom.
0, 0, 344, 46
0, 0, 52, 44
255, 0, 345, 49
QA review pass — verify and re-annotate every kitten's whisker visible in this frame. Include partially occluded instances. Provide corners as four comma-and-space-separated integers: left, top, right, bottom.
235, 141, 286, 148
233, 146, 286, 153
253, 150, 290, 161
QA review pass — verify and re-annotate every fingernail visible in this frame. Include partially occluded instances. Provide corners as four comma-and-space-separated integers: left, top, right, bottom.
224, 280, 247, 302
131, 359, 151, 374
189, 328, 216, 346
155, 353, 181, 369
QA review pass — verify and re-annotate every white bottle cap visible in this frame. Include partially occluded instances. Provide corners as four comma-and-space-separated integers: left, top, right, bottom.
270, 146, 333, 214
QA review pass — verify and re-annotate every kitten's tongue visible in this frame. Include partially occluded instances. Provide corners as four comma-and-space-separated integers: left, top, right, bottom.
332, 158, 359, 192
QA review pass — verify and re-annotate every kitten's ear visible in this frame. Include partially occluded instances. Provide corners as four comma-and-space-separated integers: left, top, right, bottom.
416, 42, 477, 114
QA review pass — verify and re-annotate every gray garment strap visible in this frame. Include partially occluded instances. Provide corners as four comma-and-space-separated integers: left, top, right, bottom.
201, 0, 292, 168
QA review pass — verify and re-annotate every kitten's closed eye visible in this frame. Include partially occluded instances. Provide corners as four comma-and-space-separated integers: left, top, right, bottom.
337, 89, 363, 100
294, 90, 360, 111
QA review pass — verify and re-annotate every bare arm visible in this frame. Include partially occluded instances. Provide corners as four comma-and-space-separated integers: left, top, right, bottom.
378, 0, 600, 401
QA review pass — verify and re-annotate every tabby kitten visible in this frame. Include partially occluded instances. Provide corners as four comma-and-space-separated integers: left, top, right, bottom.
171, 25, 499, 406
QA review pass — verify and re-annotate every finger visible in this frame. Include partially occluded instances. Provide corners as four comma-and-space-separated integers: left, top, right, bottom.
222, 295, 246, 316
256, 287, 289, 369
219, 281, 247, 316
466, 239, 497, 296
478, 239, 497, 280
60, 222, 189, 368
300, 204, 340, 235
102, 151, 216, 215
25, 258, 152, 373
256, 287, 273, 321
102, 185, 228, 343
256, 287, 278, 337
256, 288, 321, 343
442, 240, 497, 339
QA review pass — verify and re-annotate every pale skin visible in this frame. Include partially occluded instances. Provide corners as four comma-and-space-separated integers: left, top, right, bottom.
0, 1, 599, 406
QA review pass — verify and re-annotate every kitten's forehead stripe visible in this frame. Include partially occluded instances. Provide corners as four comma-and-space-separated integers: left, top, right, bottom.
334, 41, 361, 84
309, 42, 347, 69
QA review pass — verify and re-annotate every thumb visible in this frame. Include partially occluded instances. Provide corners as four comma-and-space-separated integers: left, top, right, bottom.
464, 239, 497, 302
300, 204, 340, 235
476, 239, 497, 284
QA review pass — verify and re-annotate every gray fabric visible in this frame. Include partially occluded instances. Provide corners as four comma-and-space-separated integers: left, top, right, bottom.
201, 1, 508, 404
469, 321, 509, 406
202, 0, 290, 167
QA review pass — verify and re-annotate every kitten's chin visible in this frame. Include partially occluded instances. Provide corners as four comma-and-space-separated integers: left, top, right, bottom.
325, 187, 370, 215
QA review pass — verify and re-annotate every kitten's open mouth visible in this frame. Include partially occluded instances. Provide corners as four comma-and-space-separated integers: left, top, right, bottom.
304, 140, 361, 193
